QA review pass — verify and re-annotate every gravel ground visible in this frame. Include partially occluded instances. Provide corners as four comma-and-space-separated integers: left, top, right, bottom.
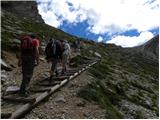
24, 71, 106, 119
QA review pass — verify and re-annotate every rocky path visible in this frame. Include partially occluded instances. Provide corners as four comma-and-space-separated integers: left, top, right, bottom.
1, 51, 106, 119
24, 71, 106, 119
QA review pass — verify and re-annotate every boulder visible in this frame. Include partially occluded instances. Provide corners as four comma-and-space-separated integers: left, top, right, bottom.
1, 59, 12, 71
94, 52, 101, 58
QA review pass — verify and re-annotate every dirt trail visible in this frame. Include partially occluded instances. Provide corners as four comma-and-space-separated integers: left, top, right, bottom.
24, 70, 106, 119
2, 51, 106, 119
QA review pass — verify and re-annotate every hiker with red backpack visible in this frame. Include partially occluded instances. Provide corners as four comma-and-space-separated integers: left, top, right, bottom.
18, 34, 40, 97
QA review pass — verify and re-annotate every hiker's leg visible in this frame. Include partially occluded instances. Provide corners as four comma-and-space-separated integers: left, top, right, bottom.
20, 60, 28, 94
20, 56, 34, 93
25, 58, 35, 88
64, 54, 68, 71
50, 60, 54, 80
55, 59, 59, 76
62, 54, 67, 74
51, 58, 57, 74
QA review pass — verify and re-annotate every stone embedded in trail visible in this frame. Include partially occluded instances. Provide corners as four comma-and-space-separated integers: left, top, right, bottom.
1, 70, 10, 84
40, 57, 45, 61
55, 95, 66, 103
5, 86, 20, 94
1, 59, 12, 71
76, 99, 86, 107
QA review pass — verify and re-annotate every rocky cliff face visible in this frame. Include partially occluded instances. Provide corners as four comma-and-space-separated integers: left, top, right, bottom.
1, 1, 44, 23
141, 35, 159, 58
1, 1, 80, 51
129, 35, 159, 63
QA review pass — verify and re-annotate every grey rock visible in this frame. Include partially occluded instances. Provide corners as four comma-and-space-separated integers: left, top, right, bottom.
89, 50, 93, 54
12, 39, 21, 44
145, 100, 151, 106
55, 95, 66, 103
1, 1, 44, 23
1, 59, 12, 71
94, 52, 101, 58
76, 100, 86, 107
6, 86, 20, 94
1, 74, 7, 79
83, 112, 90, 118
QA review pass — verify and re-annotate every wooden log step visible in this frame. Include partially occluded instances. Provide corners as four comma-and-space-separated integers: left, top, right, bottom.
66, 71, 77, 74
51, 76, 70, 80
79, 64, 88, 68
38, 81, 61, 86
2, 96, 36, 103
30, 87, 51, 93
64, 73, 75, 76
66, 69, 79, 72
1, 112, 12, 118
40, 76, 69, 82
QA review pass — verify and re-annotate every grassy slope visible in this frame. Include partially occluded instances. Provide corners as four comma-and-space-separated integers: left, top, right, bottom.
1, 10, 92, 52
78, 44, 159, 119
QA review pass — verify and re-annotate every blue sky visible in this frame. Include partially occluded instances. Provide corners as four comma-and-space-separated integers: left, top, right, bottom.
36, 0, 159, 47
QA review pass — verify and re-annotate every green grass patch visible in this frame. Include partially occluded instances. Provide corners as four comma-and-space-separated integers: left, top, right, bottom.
78, 80, 124, 118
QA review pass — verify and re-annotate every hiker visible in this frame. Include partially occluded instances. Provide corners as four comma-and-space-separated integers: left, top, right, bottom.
76, 39, 81, 52
61, 39, 71, 75
18, 34, 40, 97
45, 38, 62, 82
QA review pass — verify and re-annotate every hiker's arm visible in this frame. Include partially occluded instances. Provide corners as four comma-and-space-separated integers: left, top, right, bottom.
17, 40, 22, 67
35, 46, 40, 65
18, 51, 22, 67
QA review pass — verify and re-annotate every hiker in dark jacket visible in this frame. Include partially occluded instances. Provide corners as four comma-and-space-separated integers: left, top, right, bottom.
45, 38, 62, 82
18, 34, 40, 97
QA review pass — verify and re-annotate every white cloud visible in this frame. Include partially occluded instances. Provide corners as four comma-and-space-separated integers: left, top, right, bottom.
97, 36, 103, 42
36, 0, 159, 34
36, 0, 159, 47
106, 31, 154, 47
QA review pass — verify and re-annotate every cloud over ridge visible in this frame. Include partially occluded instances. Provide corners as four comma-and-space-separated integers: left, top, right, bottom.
37, 0, 159, 47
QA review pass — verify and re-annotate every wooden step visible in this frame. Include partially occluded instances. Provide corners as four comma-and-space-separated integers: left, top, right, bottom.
30, 87, 51, 93
1, 112, 12, 118
2, 95, 36, 103
39, 76, 69, 82
38, 81, 60, 86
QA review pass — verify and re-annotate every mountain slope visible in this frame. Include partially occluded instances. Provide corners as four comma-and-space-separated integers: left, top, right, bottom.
1, 1, 44, 23
1, 1, 93, 52
78, 39, 159, 118
1, 1, 159, 119
132, 35, 159, 61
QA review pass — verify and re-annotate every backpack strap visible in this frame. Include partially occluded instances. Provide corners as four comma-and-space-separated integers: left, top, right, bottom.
52, 41, 57, 55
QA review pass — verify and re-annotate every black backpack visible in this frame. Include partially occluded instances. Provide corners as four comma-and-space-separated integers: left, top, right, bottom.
45, 40, 62, 59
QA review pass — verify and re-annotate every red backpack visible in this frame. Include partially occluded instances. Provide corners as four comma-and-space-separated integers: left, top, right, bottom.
20, 36, 35, 54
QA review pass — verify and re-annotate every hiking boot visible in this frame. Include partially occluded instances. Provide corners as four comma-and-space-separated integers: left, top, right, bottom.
19, 91, 29, 97
55, 71, 59, 77
49, 75, 53, 84
61, 70, 66, 75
